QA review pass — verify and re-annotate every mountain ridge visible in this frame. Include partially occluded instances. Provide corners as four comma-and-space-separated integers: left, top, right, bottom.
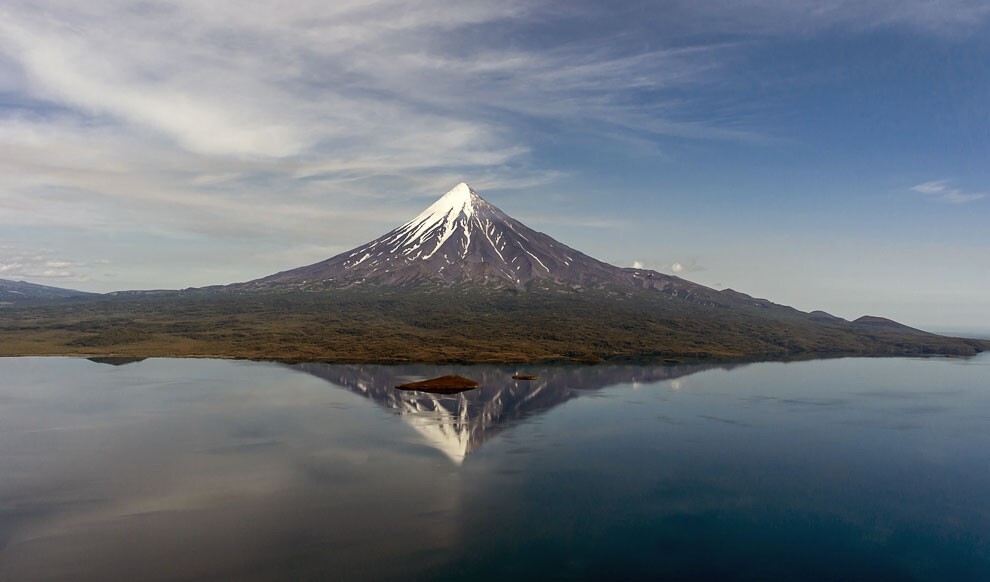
1, 182, 986, 362
240, 183, 775, 316
0, 278, 96, 303
247, 183, 714, 299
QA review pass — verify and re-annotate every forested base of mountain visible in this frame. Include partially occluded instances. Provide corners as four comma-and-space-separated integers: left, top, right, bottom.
1, 285, 986, 363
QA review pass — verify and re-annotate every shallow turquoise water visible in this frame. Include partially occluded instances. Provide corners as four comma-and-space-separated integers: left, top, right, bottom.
1, 355, 988, 580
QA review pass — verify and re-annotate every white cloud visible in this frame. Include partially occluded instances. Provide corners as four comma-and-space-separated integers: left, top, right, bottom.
911, 180, 950, 194
664, 259, 708, 274
0, 1, 535, 186
4, 0, 675, 254
911, 180, 986, 204
0, 245, 89, 281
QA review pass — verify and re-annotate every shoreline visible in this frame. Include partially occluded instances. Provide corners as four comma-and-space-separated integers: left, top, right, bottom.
1, 349, 983, 367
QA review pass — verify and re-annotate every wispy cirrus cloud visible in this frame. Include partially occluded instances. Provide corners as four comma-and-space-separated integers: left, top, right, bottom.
0, 0, 765, 266
0, 0, 987, 293
3, 0, 986, 240
911, 180, 986, 204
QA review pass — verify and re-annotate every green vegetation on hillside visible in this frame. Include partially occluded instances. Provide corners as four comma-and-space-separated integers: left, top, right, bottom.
0, 285, 986, 363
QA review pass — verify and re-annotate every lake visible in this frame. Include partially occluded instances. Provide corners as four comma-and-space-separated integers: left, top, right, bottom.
1, 355, 988, 580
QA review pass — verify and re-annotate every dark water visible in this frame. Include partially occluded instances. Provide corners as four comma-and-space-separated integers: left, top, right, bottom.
1, 356, 988, 581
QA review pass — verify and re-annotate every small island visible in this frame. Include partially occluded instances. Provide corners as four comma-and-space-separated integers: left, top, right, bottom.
395, 375, 480, 394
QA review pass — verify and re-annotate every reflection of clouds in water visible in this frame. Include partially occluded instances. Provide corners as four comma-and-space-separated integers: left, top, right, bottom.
0, 358, 467, 580
15, 462, 296, 543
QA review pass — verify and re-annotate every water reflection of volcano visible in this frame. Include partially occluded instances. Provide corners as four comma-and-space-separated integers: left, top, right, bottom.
292, 363, 738, 464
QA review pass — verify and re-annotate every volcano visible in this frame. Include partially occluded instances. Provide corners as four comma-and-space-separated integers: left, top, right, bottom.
253, 183, 698, 296
4, 183, 985, 363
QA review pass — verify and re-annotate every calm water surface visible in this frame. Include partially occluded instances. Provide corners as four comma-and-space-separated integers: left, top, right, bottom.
1, 356, 988, 580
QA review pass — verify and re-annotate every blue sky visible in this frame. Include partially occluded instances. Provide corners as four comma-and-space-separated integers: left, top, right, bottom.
1, 0, 988, 330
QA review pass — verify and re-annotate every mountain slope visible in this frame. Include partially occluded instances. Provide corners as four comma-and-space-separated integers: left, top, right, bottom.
251, 183, 711, 298
0, 278, 96, 303
852, 315, 931, 336
226, 181, 986, 360
1, 183, 985, 362
2, 285, 986, 361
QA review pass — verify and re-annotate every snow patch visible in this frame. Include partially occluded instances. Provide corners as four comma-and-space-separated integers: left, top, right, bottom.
385, 184, 483, 261
523, 249, 550, 272
349, 253, 372, 268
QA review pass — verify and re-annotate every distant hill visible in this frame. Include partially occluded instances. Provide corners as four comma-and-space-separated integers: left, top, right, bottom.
852, 315, 931, 336
0, 278, 96, 304
809, 310, 847, 323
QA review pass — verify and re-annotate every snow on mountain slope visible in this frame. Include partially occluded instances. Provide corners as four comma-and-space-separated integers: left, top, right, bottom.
252, 183, 717, 301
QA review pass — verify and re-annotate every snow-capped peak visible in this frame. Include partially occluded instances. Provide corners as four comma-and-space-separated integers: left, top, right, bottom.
257, 181, 640, 289
381, 182, 481, 260
410, 182, 478, 225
